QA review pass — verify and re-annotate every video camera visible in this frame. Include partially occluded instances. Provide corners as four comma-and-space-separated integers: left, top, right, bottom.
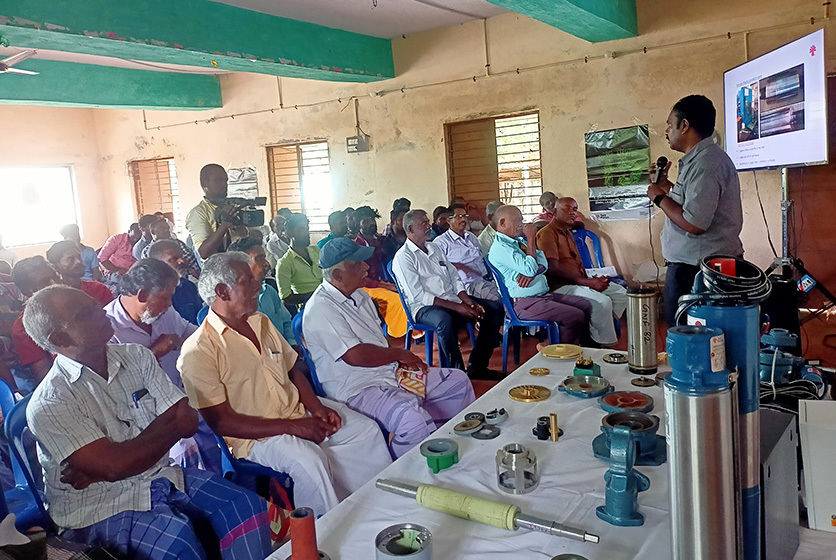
214, 196, 267, 228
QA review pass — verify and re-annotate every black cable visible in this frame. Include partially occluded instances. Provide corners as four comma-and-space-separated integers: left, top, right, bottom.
753, 170, 778, 258
674, 255, 772, 324
648, 203, 660, 283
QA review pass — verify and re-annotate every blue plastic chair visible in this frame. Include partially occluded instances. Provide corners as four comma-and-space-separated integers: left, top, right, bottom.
572, 229, 604, 269
291, 311, 326, 397
386, 261, 475, 368
571, 229, 624, 337
2, 392, 56, 533
213, 434, 294, 511
484, 259, 559, 373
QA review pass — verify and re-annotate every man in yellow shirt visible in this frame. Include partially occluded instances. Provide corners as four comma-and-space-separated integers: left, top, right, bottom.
178, 251, 391, 516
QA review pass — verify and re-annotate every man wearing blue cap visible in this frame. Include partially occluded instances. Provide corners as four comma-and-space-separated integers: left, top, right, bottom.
304, 238, 475, 458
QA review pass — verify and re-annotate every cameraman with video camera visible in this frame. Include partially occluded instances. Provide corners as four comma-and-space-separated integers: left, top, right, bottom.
186, 164, 237, 260
186, 164, 267, 260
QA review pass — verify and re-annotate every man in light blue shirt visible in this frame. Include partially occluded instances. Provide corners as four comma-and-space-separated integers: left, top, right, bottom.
488, 205, 591, 345
433, 203, 499, 301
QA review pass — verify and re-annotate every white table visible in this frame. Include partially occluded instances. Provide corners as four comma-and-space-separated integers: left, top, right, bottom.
272, 349, 836, 560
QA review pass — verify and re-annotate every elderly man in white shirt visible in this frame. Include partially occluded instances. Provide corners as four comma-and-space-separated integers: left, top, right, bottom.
392, 209, 504, 380
434, 203, 499, 302
304, 237, 475, 458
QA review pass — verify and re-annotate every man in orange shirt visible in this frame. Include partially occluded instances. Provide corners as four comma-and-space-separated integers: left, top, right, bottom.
536, 198, 627, 346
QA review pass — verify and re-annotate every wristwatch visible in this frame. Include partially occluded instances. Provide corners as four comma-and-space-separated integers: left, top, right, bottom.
652, 194, 665, 207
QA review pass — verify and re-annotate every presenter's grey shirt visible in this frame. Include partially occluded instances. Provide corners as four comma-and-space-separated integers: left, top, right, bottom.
661, 136, 744, 265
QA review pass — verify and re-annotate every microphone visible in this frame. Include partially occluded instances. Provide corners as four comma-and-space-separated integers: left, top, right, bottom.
653, 156, 668, 184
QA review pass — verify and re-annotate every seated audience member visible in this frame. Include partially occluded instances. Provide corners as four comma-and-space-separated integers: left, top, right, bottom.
478, 200, 504, 256
353, 207, 408, 338
228, 238, 296, 344
277, 214, 323, 307
0, 235, 18, 269
450, 196, 486, 236
316, 210, 348, 249
59, 224, 102, 281
429, 206, 450, 240
535, 191, 558, 227
345, 207, 360, 238
537, 197, 627, 346
147, 240, 204, 325
154, 211, 178, 239
24, 285, 271, 559
10, 257, 61, 387
489, 205, 592, 345
0, 261, 11, 276
265, 214, 290, 268
132, 214, 159, 261
381, 207, 408, 269
186, 163, 238, 260
140, 218, 201, 275
382, 198, 411, 236
98, 223, 142, 281
305, 238, 475, 458
104, 259, 220, 473
46, 241, 114, 306
434, 203, 499, 301
393, 210, 503, 380
178, 252, 391, 516
12, 256, 117, 389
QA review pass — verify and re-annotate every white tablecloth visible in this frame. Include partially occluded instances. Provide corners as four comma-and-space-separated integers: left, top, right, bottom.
272, 348, 836, 560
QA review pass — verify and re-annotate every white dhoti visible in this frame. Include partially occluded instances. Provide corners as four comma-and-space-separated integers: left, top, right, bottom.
246, 399, 392, 516
554, 282, 627, 345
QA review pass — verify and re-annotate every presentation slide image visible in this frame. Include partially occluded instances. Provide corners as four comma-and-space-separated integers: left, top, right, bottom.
737, 83, 760, 142
759, 64, 805, 111
761, 101, 805, 137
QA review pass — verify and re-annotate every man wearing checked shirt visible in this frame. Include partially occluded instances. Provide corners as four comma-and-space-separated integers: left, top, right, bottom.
24, 285, 270, 560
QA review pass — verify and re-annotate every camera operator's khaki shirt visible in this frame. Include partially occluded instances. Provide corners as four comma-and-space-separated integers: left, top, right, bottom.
185, 198, 218, 252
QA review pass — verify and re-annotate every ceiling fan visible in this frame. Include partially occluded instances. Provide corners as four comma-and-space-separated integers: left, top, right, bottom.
0, 50, 39, 75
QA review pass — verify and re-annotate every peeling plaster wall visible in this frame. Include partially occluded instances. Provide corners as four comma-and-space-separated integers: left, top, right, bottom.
0, 105, 109, 257
75, 1, 836, 276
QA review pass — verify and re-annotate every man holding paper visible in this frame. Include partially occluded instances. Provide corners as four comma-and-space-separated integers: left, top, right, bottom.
537, 197, 627, 346
304, 237, 474, 459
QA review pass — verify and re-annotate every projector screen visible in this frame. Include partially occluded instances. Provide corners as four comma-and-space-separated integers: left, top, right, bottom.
723, 29, 827, 171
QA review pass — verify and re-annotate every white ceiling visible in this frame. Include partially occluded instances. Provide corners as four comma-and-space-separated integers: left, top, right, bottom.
209, 0, 508, 39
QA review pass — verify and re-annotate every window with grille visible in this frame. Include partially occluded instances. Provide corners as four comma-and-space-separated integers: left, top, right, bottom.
266, 141, 333, 232
0, 166, 79, 247
445, 112, 542, 222
129, 158, 183, 232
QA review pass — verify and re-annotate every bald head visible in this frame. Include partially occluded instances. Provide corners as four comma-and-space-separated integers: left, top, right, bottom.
493, 205, 523, 238
554, 197, 579, 228
23, 285, 113, 354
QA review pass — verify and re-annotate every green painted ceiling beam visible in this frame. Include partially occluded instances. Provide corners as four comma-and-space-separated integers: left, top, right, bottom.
487, 0, 637, 42
0, 59, 221, 109
0, 0, 394, 82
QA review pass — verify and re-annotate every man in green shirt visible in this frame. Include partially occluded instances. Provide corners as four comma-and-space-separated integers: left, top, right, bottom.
277, 214, 323, 307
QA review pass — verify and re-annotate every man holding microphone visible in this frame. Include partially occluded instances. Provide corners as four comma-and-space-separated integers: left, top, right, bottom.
647, 95, 744, 326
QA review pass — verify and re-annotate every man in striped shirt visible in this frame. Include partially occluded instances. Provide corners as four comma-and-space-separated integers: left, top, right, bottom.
24, 285, 271, 560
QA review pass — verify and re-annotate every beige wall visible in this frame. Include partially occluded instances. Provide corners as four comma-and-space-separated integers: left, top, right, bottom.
0, 105, 109, 258
6, 0, 834, 276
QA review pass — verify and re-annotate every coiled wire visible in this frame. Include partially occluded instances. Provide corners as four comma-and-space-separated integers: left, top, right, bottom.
675, 255, 772, 325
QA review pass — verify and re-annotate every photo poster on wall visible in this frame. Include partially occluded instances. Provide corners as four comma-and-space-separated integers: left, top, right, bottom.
227, 167, 259, 199
585, 125, 652, 221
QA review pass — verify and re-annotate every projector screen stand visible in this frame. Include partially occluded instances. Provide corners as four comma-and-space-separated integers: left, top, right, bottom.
764, 168, 836, 326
